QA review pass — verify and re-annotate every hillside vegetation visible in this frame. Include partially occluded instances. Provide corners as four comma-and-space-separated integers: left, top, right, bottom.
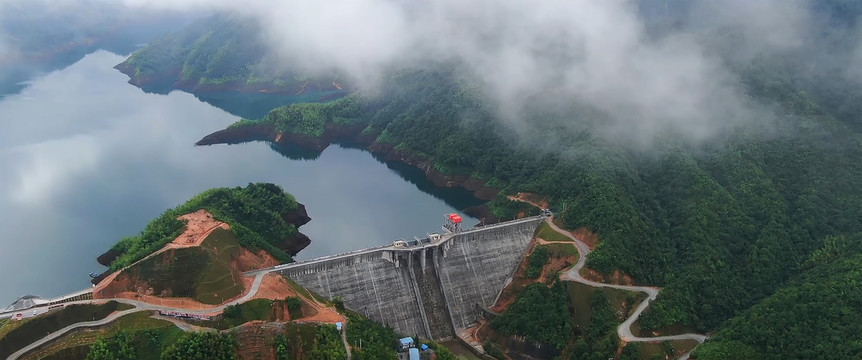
105, 228, 245, 304
0, 301, 130, 359
693, 233, 862, 360
234, 64, 862, 336
118, 14, 341, 91
123, 2, 862, 358
107, 183, 302, 271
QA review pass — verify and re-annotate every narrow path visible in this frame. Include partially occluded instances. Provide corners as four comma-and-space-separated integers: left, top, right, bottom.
510, 197, 707, 358
7, 308, 139, 360
341, 325, 352, 360
7, 272, 268, 360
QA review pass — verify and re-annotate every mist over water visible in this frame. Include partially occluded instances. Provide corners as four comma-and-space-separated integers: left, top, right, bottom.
0, 51, 480, 305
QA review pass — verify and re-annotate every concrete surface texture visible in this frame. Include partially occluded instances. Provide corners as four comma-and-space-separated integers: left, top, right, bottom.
279, 217, 544, 339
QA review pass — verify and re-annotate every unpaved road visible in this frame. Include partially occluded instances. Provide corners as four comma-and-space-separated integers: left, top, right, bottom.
510, 196, 706, 359
7, 271, 269, 360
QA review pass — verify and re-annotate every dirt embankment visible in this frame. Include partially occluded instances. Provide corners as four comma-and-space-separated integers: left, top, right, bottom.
173, 210, 230, 247
197, 123, 501, 202
252, 274, 345, 324
92, 210, 297, 312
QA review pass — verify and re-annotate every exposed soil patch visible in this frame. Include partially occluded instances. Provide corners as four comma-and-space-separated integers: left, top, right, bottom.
490, 240, 538, 313
490, 239, 577, 313
581, 269, 635, 286
249, 274, 343, 324
234, 322, 281, 360
571, 227, 600, 250
173, 210, 229, 248
515, 192, 549, 209
233, 249, 281, 273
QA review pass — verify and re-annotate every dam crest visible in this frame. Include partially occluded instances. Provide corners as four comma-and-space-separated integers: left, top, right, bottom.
250, 215, 546, 340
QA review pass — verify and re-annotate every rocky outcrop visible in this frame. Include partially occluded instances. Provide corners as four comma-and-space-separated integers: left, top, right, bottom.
281, 204, 312, 256
96, 249, 121, 268
283, 203, 311, 227
281, 232, 311, 257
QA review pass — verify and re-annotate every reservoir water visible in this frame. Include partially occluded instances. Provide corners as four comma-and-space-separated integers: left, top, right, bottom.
0, 51, 482, 305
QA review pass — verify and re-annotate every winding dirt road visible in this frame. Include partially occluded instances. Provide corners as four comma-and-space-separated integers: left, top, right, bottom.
512, 195, 706, 359
7, 272, 269, 360
545, 220, 706, 342
9, 207, 704, 360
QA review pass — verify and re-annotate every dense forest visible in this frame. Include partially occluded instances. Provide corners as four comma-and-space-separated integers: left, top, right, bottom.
119, 1, 862, 358
232, 59, 862, 336
118, 14, 341, 91
693, 233, 862, 359
107, 182, 301, 270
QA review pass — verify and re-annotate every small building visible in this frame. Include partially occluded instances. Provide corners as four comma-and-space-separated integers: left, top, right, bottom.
444, 213, 463, 233
408, 348, 420, 360
335, 322, 343, 331
420, 344, 429, 351
399, 337, 415, 351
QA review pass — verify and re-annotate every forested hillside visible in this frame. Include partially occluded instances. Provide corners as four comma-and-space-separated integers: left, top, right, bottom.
121, 2, 862, 358
117, 14, 341, 92
693, 234, 862, 359
237, 63, 862, 335
105, 183, 305, 270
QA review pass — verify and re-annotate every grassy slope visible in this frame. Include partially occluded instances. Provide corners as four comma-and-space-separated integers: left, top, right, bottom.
22, 312, 182, 360
130, 227, 244, 305
536, 222, 574, 242
0, 301, 130, 359
108, 182, 300, 271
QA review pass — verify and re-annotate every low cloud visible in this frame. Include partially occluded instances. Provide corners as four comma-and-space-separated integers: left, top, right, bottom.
122, 0, 836, 146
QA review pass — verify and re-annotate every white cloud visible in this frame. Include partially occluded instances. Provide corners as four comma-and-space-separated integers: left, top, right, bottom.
119, 0, 824, 145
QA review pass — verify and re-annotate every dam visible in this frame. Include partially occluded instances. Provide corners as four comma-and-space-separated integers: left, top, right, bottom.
251, 215, 546, 340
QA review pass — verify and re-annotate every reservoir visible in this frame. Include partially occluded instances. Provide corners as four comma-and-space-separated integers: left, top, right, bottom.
0, 51, 482, 305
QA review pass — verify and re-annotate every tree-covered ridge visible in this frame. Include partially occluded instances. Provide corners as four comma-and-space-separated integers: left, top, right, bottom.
231, 95, 363, 137
108, 182, 300, 270
120, 14, 339, 88
693, 234, 862, 360
159, 332, 236, 360
491, 282, 572, 349
234, 61, 862, 335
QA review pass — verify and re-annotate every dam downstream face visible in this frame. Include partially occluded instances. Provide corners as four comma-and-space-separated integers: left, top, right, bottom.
0, 51, 482, 305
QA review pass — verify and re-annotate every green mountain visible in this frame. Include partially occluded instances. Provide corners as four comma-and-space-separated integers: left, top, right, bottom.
121, 4, 862, 358
693, 234, 862, 359
100, 182, 310, 272
228, 64, 862, 336
115, 14, 343, 95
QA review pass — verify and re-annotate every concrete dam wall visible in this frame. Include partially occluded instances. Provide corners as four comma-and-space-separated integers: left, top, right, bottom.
275, 217, 544, 339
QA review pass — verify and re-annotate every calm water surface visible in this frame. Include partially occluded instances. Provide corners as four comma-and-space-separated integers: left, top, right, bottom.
0, 51, 481, 304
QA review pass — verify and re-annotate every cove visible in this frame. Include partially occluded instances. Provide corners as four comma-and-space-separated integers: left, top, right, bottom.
0, 51, 481, 305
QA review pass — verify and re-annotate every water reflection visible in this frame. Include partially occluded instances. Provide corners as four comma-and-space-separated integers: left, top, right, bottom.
137, 82, 348, 120
0, 51, 480, 304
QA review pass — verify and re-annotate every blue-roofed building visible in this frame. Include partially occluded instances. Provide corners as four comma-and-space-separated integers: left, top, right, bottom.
408, 348, 420, 360
420, 344, 429, 351
399, 337, 415, 351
